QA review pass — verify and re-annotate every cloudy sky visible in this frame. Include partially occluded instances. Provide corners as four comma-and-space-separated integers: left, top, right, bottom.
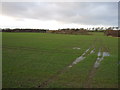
0, 2, 118, 30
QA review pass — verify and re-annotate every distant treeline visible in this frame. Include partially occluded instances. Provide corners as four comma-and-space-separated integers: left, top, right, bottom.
1, 27, 120, 37
1, 28, 48, 33
49, 28, 90, 35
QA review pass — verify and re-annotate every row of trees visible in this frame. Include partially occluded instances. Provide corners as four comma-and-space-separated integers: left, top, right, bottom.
58, 27, 119, 32
1, 27, 119, 31
1, 28, 49, 33
87, 27, 119, 31
49, 28, 90, 35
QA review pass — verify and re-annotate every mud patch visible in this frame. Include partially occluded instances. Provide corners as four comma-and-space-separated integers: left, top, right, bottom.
37, 66, 69, 88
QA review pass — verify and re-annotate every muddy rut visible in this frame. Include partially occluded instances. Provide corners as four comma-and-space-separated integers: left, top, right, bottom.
84, 38, 110, 88
37, 38, 110, 88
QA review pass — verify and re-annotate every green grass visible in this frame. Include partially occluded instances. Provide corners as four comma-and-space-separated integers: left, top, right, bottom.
2, 32, 118, 88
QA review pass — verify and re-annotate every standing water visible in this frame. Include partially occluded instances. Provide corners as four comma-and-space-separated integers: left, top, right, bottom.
94, 51, 110, 68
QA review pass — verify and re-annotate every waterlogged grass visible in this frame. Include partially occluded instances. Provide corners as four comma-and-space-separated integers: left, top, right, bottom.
47, 53, 98, 88
2, 32, 118, 88
92, 36, 118, 88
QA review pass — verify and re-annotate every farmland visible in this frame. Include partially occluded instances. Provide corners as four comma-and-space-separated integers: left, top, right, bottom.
2, 32, 118, 88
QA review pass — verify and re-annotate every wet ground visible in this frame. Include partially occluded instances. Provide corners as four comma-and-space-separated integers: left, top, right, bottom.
94, 51, 110, 68
69, 48, 95, 68
73, 47, 81, 50
38, 38, 111, 88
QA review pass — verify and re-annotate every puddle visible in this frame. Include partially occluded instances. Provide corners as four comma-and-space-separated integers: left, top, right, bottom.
69, 48, 94, 68
82, 52, 86, 56
72, 56, 85, 64
96, 57, 100, 61
90, 49, 95, 54
103, 52, 110, 57
69, 48, 96, 68
68, 56, 85, 68
68, 65, 72, 68
94, 52, 110, 68
73, 47, 81, 50
97, 51, 101, 57
82, 48, 91, 56
85, 48, 90, 52
94, 61, 100, 68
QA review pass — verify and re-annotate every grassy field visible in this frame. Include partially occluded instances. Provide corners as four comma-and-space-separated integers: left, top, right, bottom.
2, 32, 118, 88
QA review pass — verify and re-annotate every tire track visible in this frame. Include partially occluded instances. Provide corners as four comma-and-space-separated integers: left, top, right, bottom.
37, 48, 95, 88
84, 38, 110, 88
37, 38, 98, 88
68, 48, 95, 68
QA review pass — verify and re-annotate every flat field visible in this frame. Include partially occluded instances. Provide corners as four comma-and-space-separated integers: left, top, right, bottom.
2, 32, 118, 88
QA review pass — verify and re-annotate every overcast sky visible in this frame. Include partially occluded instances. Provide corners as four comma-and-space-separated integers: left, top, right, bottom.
0, 2, 118, 30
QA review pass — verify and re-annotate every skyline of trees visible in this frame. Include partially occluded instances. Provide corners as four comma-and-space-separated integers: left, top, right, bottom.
1, 26, 120, 31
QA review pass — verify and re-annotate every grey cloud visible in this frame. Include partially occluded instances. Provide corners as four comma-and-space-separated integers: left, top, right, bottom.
1, 2, 118, 26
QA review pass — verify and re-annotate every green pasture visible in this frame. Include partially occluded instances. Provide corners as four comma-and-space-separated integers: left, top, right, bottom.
2, 32, 118, 88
